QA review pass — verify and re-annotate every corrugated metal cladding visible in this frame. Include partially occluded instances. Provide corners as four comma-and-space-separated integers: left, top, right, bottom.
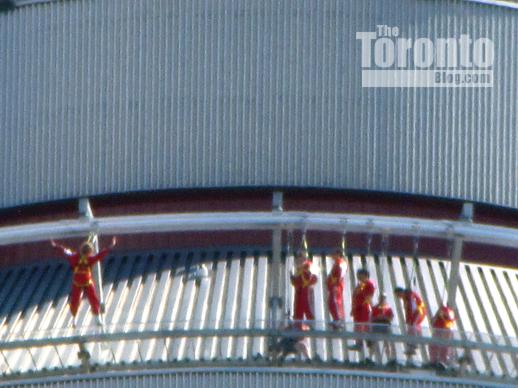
0, 368, 513, 388
0, 0, 517, 209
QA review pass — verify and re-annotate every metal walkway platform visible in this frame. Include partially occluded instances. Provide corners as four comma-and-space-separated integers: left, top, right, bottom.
0, 248, 515, 382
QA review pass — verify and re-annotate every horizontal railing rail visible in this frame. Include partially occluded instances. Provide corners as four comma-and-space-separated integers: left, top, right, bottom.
1, 211, 518, 249
0, 320, 515, 382
1, 321, 517, 356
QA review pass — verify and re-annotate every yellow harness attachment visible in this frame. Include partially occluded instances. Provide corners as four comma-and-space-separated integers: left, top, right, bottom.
72, 255, 93, 287
301, 272, 312, 288
296, 267, 313, 288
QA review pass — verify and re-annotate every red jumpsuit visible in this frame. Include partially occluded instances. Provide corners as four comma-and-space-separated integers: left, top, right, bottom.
352, 279, 375, 332
371, 302, 394, 327
291, 260, 317, 328
55, 246, 110, 317
430, 305, 455, 364
370, 301, 394, 351
402, 290, 426, 336
326, 259, 345, 322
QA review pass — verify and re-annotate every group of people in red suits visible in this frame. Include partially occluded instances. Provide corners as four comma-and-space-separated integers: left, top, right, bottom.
290, 249, 456, 366
51, 237, 456, 366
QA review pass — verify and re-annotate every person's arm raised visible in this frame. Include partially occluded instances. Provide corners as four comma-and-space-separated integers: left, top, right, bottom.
50, 240, 75, 257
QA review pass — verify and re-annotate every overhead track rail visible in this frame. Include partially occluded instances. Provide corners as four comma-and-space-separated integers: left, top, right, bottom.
1, 211, 518, 250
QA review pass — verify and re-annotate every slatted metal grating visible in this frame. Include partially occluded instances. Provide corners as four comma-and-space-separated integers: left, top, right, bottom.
0, 248, 516, 379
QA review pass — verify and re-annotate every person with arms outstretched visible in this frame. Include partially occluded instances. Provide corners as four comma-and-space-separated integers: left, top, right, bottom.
51, 237, 117, 327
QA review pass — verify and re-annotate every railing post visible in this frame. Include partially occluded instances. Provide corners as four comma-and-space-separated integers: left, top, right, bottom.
53, 345, 64, 368
1, 350, 12, 373
164, 338, 170, 361
79, 198, 105, 314
270, 192, 283, 329
27, 348, 37, 370
77, 341, 91, 372
447, 203, 473, 308
137, 340, 144, 362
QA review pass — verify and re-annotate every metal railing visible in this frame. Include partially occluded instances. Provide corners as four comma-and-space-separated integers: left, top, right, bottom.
0, 320, 516, 379
0, 210, 516, 381
1, 211, 518, 248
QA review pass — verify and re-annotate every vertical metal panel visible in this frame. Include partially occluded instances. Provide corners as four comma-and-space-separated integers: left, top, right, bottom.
251, 254, 268, 355
311, 255, 327, 360
0, 367, 512, 388
0, 0, 517, 209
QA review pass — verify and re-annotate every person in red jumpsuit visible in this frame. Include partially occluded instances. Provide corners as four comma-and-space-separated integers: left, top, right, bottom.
326, 249, 347, 329
350, 268, 375, 350
52, 237, 117, 326
291, 251, 317, 330
395, 287, 426, 356
430, 304, 455, 366
369, 292, 395, 361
